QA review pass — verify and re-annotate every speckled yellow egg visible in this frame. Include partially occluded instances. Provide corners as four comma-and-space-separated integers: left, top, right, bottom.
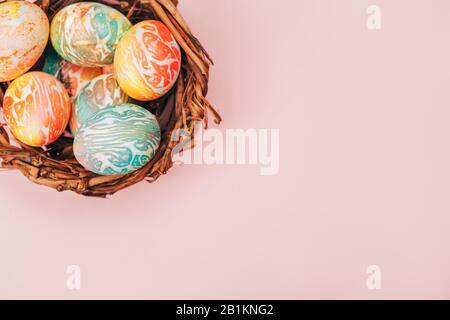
114, 20, 181, 101
3, 72, 71, 147
50, 2, 131, 67
0, 1, 49, 82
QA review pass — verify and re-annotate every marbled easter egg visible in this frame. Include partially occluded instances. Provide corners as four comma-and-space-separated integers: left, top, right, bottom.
74, 104, 161, 175
50, 2, 131, 67
102, 64, 114, 74
44, 51, 109, 97
114, 20, 181, 101
60, 62, 103, 97
3, 72, 71, 147
70, 73, 129, 135
0, 1, 49, 82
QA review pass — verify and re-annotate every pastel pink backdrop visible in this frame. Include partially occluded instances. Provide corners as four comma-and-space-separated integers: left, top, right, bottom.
1, 0, 450, 299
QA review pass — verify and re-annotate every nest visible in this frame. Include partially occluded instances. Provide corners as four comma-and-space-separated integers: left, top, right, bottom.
0, 0, 221, 197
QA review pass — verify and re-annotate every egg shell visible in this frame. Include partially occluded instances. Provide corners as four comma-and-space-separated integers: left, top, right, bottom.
3, 72, 71, 147
42, 47, 65, 76
44, 51, 108, 97
60, 62, 103, 97
102, 65, 114, 74
114, 20, 181, 101
50, 2, 131, 67
70, 73, 129, 135
0, 1, 49, 82
74, 104, 161, 175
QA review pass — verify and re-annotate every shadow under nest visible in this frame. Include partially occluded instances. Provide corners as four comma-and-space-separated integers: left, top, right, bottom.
0, 0, 221, 197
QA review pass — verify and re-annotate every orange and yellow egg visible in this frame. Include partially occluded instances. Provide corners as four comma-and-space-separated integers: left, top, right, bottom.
2, 72, 71, 147
114, 20, 181, 101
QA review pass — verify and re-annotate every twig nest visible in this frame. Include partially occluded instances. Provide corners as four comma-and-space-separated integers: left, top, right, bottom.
0, 0, 220, 197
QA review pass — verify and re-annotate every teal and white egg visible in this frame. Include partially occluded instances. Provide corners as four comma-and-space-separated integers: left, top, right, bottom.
50, 2, 131, 67
70, 73, 128, 135
73, 104, 161, 175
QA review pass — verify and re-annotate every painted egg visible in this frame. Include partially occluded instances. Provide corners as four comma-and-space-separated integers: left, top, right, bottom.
102, 65, 114, 74
60, 62, 103, 97
114, 20, 181, 101
0, 1, 49, 82
42, 47, 65, 76
50, 2, 131, 67
70, 73, 129, 135
44, 51, 107, 97
74, 104, 161, 175
3, 72, 71, 147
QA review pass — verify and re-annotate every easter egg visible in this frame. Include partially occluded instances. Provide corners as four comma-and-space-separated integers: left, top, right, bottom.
43, 52, 103, 97
60, 62, 103, 97
0, 1, 49, 82
70, 73, 129, 135
74, 104, 161, 175
3, 72, 71, 147
50, 2, 131, 67
42, 47, 65, 76
102, 65, 114, 74
114, 20, 181, 101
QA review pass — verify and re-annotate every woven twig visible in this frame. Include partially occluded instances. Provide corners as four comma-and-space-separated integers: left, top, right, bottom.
0, 0, 221, 197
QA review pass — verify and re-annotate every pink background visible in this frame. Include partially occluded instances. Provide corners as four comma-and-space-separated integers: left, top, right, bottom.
1, 0, 450, 299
